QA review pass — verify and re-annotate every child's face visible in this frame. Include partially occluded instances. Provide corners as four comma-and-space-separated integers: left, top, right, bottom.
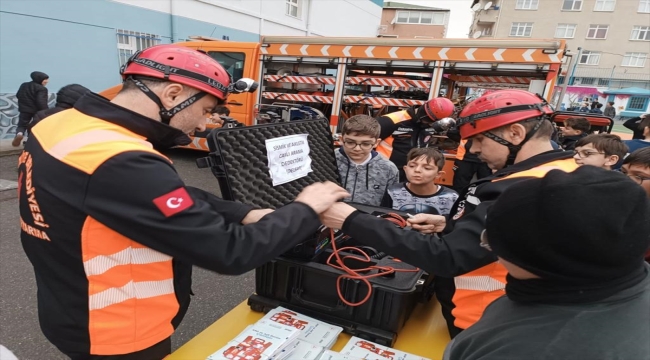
573, 143, 617, 169
341, 133, 378, 163
561, 125, 582, 136
621, 163, 650, 197
404, 156, 441, 185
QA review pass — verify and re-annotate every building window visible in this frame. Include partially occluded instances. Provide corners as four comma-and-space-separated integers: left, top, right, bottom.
116, 30, 160, 68
516, 0, 539, 9
631, 26, 650, 40
622, 52, 648, 67
627, 96, 649, 111
286, 0, 300, 18
586, 25, 609, 39
594, 0, 616, 11
395, 11, 445, 25
640, 0, 650, 13
579, 51, 601, 65
597, 78, 610, 86
555, 24, 577, 38
562, 0, 582, 10
509, 22, 533, 37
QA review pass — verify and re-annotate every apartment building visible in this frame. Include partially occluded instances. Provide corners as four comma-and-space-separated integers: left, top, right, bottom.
469, 0, 650, 115
378, 1, 450, 38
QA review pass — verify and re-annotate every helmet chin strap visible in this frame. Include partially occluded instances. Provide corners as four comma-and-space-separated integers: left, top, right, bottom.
482, 117, 545, 167
128, 77, 206, 125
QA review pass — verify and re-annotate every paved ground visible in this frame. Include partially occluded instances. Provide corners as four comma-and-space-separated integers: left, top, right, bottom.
0, 149, 255, 359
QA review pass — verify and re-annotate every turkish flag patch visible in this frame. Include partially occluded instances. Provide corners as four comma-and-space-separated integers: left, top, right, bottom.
153, 187, 194, 217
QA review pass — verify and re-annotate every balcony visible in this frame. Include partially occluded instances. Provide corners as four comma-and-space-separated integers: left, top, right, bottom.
477, 10, 498, 24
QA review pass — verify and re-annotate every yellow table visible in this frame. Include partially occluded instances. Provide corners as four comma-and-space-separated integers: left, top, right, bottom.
169, 298, 451, 360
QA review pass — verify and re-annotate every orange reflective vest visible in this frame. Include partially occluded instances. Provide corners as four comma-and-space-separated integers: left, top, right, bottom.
376, 110, 412, 160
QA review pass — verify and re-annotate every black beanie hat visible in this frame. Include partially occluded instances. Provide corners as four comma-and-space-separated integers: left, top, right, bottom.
486, 166, 650, 283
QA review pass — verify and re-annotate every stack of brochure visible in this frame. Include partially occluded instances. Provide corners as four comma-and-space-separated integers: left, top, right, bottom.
207, 320, 300, 360
337, 337, 431, 360
261, 306, 343, 349
207, 307, 344, 360
318, 350, 363, 360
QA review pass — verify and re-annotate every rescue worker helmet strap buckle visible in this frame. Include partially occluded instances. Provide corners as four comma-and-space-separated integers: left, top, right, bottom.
127, 77, 207, 125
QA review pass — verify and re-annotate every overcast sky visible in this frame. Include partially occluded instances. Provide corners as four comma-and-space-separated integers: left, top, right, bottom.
387, 0, 474, 38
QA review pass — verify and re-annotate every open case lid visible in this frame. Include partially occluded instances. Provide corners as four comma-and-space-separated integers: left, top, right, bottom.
201, 119, 341, 209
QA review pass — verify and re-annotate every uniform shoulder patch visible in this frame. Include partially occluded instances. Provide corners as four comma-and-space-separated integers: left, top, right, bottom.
153, 187, 194, 217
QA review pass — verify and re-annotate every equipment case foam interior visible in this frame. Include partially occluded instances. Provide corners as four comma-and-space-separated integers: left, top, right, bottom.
200, 119, 427, 346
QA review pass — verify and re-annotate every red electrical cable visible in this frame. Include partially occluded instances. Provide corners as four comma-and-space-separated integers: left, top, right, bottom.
326, 213, 420, 307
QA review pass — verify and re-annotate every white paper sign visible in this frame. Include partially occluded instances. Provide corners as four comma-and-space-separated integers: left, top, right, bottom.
266, 134, 313, 186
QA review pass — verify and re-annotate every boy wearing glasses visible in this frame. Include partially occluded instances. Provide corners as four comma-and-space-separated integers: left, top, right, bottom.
621, 147, 650, 197
381, 148, 458, 217
336, 115, 399, 206
573, 134, 628, 170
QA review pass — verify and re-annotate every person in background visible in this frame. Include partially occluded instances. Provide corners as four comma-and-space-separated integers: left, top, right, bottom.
623, 113, 648, 140
604, 101, 616, 119
578, 102, 590, 113
451, 139, 492, 193
381, 148, 458, 217
30, 84, 91, 129
623, 116, 650, 153
443, 166, 650, 360
559, 117, 591, 150
573, 134, 628, 170
209, 105, 230, 125
588, 103, 603, 114
12, 71, 50, 146
336, 114, 398, 206
375, 97, 455, 181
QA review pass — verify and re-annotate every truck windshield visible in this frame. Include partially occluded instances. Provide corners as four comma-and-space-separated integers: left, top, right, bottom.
208, 51, 246, 82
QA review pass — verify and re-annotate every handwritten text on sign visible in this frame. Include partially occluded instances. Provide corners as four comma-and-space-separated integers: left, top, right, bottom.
265, 134, 313, 186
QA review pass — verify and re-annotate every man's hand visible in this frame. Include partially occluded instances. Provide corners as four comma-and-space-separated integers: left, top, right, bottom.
295, 182, 349, 214
407, 214, 446, 234
319, 202, 357, 229
241, 209, 274, 225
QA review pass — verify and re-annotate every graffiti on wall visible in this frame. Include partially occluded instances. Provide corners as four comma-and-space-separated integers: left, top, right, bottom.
0, 93, 56, 140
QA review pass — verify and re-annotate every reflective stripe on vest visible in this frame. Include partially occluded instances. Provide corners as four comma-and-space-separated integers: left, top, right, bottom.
456, 140, 468, 161
493, 158, 579, 183
32, 111, 178, 355
376, 110, 412, 159
452, 262, 507, 330
376, 137, 394, 159
451, 157, 579, 330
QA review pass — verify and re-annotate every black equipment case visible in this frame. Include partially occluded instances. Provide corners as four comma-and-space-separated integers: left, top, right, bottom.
198, 119, 427, 346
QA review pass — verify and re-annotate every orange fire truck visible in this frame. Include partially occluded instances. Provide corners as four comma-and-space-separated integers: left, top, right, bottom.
100, 36, 567, 185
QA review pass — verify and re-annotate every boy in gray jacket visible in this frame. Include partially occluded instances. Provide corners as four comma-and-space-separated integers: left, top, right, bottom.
336, 115, 399, 206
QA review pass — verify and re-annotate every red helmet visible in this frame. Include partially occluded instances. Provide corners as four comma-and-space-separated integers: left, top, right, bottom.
457, 89, 553, 139
121, 44, 231, 100
423, 97, 455, 121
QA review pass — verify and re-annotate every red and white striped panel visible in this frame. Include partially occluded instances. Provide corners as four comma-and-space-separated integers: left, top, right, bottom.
344, 96, 426, 107
347, 77, 431, 89
262, 92, 334, 104
453, 76, 532, 84
264, 75, 336, 85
